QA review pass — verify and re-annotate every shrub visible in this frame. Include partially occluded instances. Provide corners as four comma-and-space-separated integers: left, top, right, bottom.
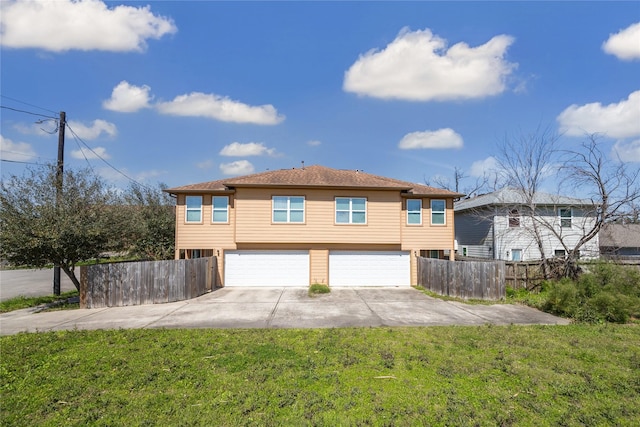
539, 262, 640, 323
543, 278, 579, 318
308, 283, 330, 296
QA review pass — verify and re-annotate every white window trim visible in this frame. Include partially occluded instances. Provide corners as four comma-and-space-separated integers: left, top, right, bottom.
407, 199, 422, 225
272, 196, 305, 223
430, 199, 446, 226
185, 195, 203, 223
559, 207, 572, 229
511, 248, 523, 261
335, 197, 367, 224
212, 196, 229, 224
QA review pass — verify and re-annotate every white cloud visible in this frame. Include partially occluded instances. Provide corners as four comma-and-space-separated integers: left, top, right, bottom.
611, 139, 640, 163
219, 142, 276, 157
602, 22, 640, 61
156, 92, 285, 125
67, 119, 117, 140
557, 90, 640, 138
398, 128, 463, 150
344, 27, 516, 101
103, 81, 153, 112
0, 135, 37, 161
469, 156, 498, 178
219, 160, 254, 176
307, 140, 322, 147
0, 0, 176, 52
196, 159, 214, 169
71, 146, 110, 160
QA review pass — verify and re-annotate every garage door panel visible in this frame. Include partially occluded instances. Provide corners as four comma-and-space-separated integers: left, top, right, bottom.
329, 251, 410, 287
225, 250, 309, 286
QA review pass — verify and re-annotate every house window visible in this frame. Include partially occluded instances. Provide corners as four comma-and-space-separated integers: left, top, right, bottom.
431, 200, 446, 225
511, 249, 522, 261
554, 249, 566, 257
559, 208, 572, 228
407, 199, 422, 225
185, 196, 202, 223
336, 197, 366, 224
273, 196, 304, 223
509, 209, 520, 227
212, 196, 229, 223
420, 249, 441, 259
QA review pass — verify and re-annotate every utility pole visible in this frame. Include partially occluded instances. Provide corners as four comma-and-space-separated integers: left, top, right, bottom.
53, 111, 65, 296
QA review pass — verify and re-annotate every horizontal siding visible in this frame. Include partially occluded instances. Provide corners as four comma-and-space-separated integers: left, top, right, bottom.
402, 198, 456, 250
235, 188, 402, 244
175, 194, 236, 250
493, 210, 600, 261
310, 249, 329, 285
173, 191, 458, 260
454, 210, 493, 245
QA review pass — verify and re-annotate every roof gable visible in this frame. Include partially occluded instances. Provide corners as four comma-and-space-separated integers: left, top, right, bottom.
166, 165, 462, 197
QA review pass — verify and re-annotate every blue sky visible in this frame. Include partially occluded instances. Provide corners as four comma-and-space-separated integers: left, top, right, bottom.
1, 1, 639, 191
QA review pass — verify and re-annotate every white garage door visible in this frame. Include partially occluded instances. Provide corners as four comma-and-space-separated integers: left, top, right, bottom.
225, 250, 309, 286
329, 251, 410, 287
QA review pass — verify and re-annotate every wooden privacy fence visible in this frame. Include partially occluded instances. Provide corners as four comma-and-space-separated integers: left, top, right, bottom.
417, 257, 505, 300
80, 257, 217, 308
505, 261, 546, 290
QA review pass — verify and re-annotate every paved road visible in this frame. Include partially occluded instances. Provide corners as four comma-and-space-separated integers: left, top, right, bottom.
0, 269, 78, 301
0, 287, 570, 335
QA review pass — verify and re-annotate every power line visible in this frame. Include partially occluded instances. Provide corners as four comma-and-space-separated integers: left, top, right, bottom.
65, 123, 152, 190
0, 95, 58, 115
0, 105, 58, 120
0, 158, 49, 166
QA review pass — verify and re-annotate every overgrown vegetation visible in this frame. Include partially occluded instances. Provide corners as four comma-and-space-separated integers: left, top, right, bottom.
308, 283, 330, 296
509, 262, 640, 323
0, 291, 79, 313
1, 326, 638, 426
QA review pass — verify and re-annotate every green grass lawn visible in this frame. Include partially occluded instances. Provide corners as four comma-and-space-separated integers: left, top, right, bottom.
2, 325, 639, 426
0, 291, 79, 313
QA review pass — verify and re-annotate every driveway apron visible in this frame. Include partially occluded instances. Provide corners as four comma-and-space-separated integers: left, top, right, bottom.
0, 287, 570, 335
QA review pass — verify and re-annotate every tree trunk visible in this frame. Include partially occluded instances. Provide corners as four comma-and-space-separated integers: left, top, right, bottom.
61, 265, 81, 291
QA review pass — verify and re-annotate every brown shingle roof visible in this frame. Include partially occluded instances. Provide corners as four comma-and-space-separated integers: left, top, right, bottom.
599, 223, 640, 248
166, 165, 462, 197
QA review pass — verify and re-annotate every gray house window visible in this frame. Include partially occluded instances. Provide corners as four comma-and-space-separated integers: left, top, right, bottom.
559, 208, 572, 228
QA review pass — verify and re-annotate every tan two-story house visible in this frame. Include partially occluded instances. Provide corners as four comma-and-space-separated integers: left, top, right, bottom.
165, 165, 462, 287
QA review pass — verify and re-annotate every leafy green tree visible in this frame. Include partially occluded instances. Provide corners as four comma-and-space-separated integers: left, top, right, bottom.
123, 183, 175, 261
0, 166, 129, 290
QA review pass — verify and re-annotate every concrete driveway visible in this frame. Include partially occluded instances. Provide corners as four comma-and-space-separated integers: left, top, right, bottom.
0, 287, 569, 335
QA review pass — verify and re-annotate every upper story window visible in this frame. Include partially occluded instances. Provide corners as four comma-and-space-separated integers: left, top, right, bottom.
185, 196, 202, 223
407, 199, 422, 225
509, 209, 520, 227
431, 199, 446, 225
336, 197, 366, 224
559, 208, 572, 228
212, 196, 229, 223
273, 196, 304, 223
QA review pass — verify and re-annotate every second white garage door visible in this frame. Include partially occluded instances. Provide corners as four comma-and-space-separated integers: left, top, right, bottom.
225, 250, 309, 286
329, 250, 410, 287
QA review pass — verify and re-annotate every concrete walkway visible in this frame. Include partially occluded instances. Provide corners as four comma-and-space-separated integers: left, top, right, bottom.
0, 287, 570, 336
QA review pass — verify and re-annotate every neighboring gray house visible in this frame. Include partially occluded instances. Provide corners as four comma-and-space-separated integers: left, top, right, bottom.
454, 188, 600, 261
599, 223, 640, 258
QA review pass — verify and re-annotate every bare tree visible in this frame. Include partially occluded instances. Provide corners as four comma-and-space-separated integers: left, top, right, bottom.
554, 135, 640, 277
428, 166, 491, 197
494, 126, 560, 279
